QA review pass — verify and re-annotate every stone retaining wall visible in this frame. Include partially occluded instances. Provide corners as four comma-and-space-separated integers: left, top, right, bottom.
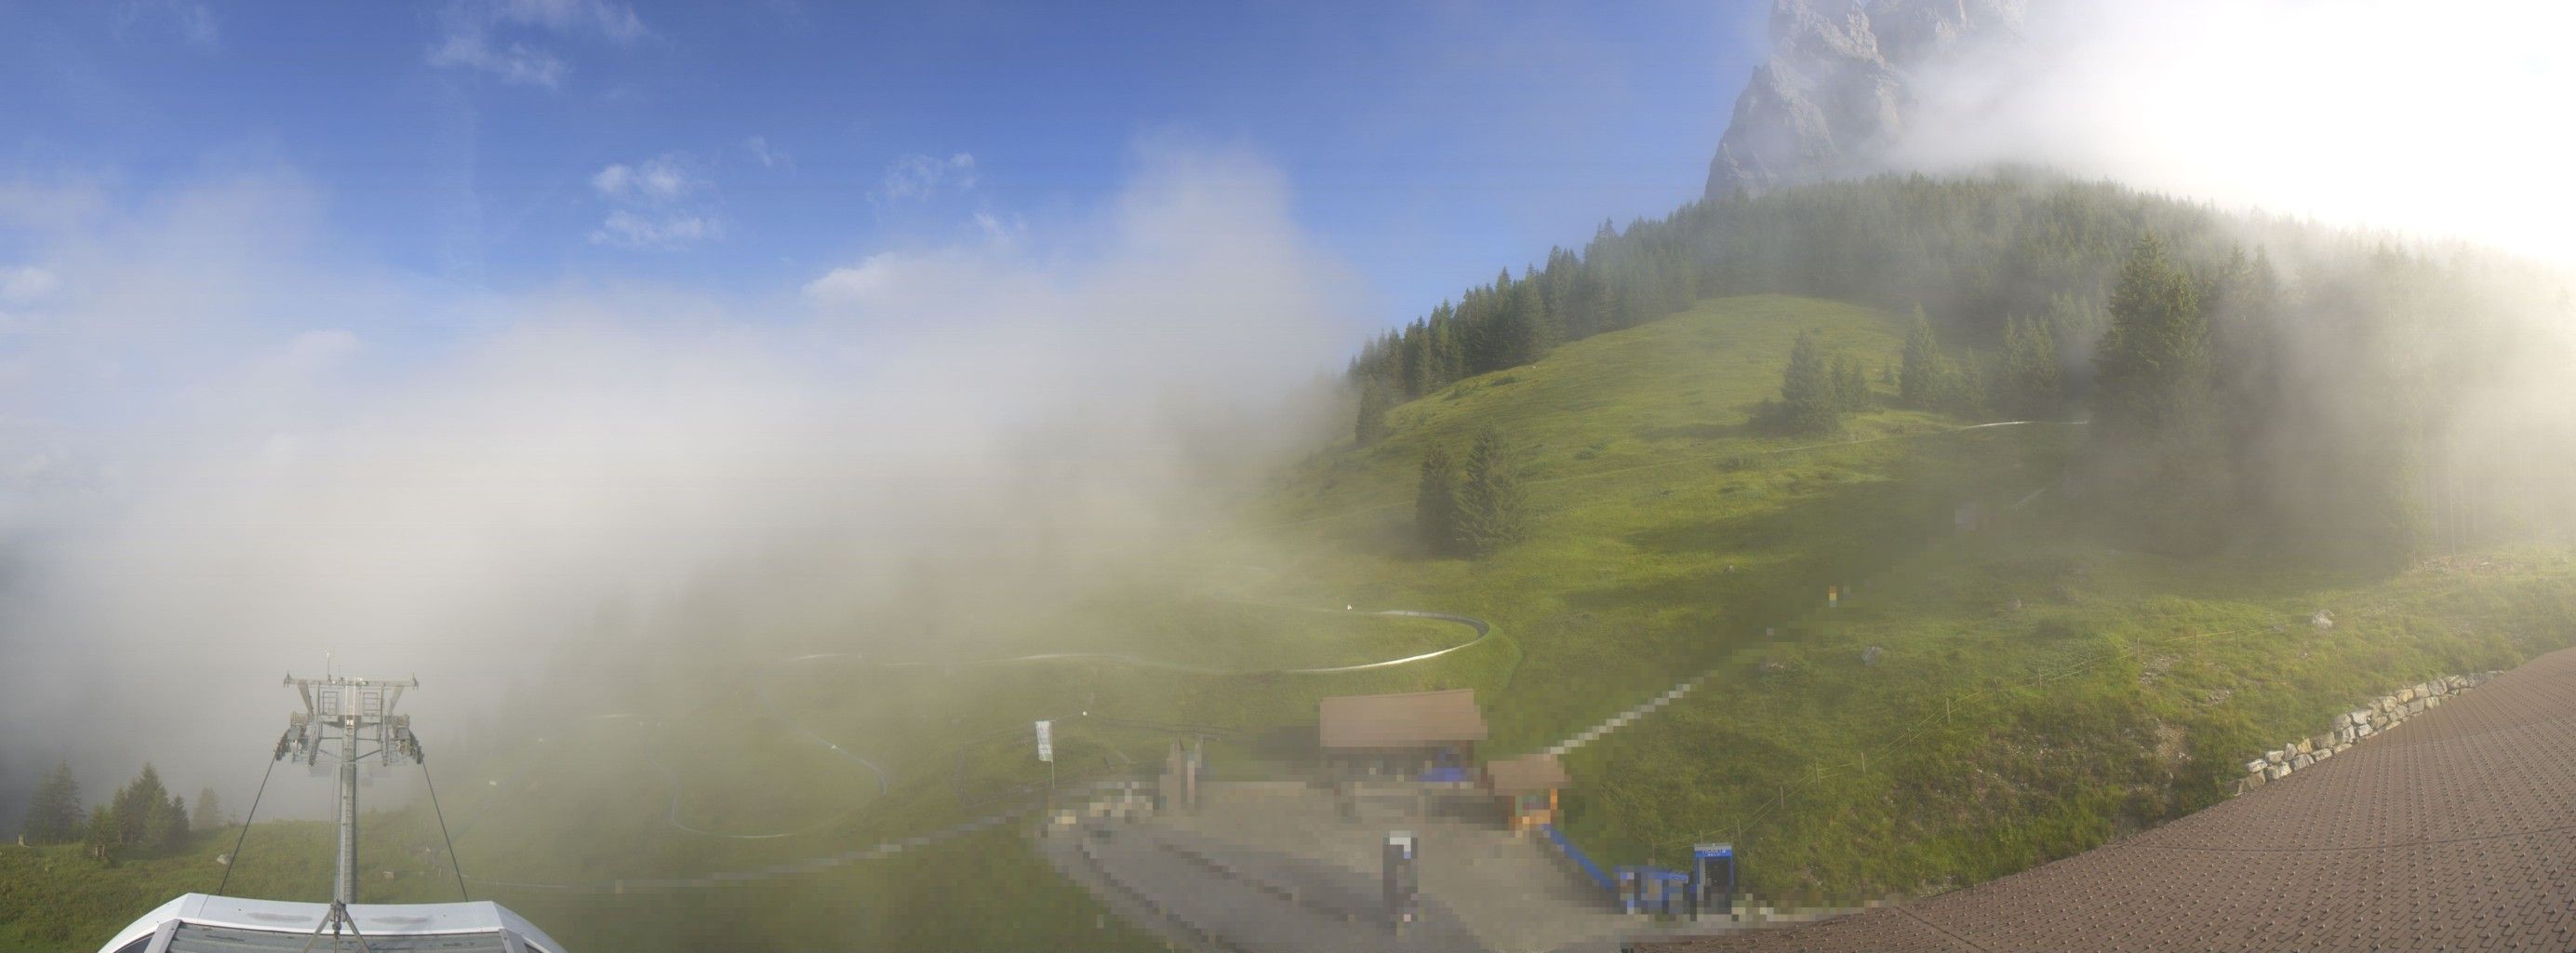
2237, 671, 2499, 791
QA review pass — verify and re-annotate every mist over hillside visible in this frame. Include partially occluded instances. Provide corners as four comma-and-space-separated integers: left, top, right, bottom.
0, 145, 1364, 824
1353, 172, 2575, 568
1364, 0, 2576, 573
7, 3, 2576, 949
1710, 0, 2576, 264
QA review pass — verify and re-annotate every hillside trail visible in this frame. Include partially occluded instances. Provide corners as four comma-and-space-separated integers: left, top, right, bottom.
1535, 447, 2063, 758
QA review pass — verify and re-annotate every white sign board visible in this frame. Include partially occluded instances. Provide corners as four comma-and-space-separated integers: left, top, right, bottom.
1034, 719, 1054, 763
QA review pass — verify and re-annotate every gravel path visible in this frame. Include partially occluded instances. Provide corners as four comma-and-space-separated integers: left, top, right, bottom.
1143, 785, 1644, 953
1038, 819, 1490, 953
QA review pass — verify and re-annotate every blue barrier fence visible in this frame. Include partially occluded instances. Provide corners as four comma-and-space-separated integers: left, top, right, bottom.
1615, 866, 1691, 914
1541, 824, 1614, 893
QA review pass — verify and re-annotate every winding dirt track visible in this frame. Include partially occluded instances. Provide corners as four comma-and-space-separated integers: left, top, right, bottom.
1653, 646, 2576, 953
778, 609, 1494, 676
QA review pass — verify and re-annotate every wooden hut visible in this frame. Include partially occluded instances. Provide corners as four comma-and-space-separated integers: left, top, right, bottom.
1483, 754, 1569, 832
1317, 689, 1488, 779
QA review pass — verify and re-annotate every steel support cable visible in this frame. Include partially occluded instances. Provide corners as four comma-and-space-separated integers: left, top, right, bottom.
420, 763, 470, 901
213, 756, 280, 896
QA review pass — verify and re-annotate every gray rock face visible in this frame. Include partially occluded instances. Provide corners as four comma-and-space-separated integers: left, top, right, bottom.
1705, 0, 2026, 199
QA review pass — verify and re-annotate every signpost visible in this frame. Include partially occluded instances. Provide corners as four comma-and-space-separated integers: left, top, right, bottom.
1035, 719, 1056, 815
1384, 831, 1419, 933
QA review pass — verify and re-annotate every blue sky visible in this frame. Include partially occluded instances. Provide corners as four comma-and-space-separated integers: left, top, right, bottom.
1, 0, 1764, 327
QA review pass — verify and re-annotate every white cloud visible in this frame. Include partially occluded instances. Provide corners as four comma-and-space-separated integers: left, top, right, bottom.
591, 155, 696, 202
801, 248, 1003, 313
115, 1, 219, 50
0, 145, 1365, 804
589, 208, 721, 248
588, 154, 716, 248
873, 152, 977, 204
426, 0, 647, 87
0, 266, 57, 304
487, 0, 647, 44
971, 210, 1024, 245
746, 136, 788, 169
277, 329, 362, 374
1889, 0, 2576, 264
800, 251, 906, 303
427, 33, 568, 87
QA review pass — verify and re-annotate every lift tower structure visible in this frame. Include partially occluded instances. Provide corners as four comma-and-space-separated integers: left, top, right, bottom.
277, 667, 424, 931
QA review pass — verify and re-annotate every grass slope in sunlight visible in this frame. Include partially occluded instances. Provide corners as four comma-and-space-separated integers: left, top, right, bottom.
1235, 292, 2576, 899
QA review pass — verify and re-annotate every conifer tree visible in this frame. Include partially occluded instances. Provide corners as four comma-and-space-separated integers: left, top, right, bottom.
110, 763, 176, 856
1355, 383, 1392, 446
2206, 246, 2281, 412
84, 803, 116, 866
192, 785, 225, 831
2093, 232, 2209, 439
1776, 330, 1841, 434
1397, 323, 1428, 397
162, 794, 189, 850
1899, 307, 1945, 409
2045, 292, 2106, 342
1414, 445, 1462, 556
1832, 355, 1870, 411
1950, 360, 1989, 415
1454, 427, 1526, 556
2001, 316, 2061, 418
1512, 278, 1558, 365
19, 760, 81, 844
1563, 263, 1608, 339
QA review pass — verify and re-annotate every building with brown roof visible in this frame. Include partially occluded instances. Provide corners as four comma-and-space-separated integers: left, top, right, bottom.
1317, 688, 1488, 779
1483, 754, 1570, 832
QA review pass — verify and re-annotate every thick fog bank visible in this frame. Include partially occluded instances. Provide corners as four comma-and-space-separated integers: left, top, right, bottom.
0, 144, 1365, 819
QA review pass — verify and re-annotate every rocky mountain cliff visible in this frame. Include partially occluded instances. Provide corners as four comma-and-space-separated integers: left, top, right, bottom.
1705, 0, 2025, 199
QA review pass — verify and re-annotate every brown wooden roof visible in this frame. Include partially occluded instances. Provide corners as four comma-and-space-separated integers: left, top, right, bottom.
1484, 755, 1569, 794
1318, 689, 1488, 750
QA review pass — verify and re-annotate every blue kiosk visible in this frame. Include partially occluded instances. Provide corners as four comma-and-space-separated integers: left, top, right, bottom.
1692, 842, 1738, 919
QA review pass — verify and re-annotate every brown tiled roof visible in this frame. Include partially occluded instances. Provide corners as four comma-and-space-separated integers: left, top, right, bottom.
1648, 646, 2576, 952
1318, 688, 1488, 750
1484, 755, 1569, 793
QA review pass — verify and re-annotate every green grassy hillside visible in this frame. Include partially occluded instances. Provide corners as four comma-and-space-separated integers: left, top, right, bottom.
13, 292, 2572, 947
1246, 293, 2576, 897
1242, 293, 2067, 753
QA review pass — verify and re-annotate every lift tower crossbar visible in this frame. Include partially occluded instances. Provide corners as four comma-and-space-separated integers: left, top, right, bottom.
276, 670, 423, 919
